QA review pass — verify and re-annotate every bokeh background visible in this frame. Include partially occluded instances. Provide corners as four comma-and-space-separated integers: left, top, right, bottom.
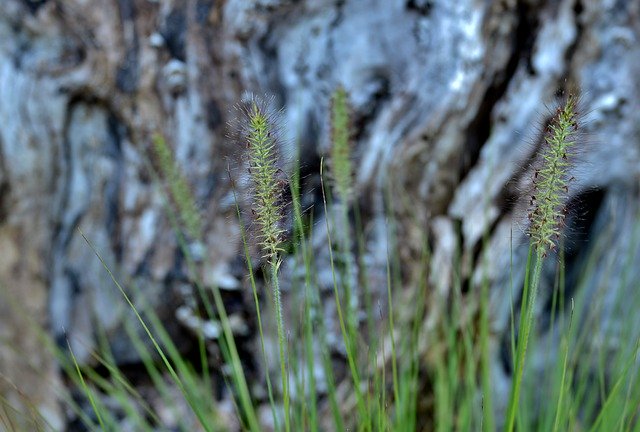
1, 0, 639, 430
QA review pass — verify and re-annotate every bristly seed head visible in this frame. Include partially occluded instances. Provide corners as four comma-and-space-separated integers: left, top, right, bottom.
329, 86, 354, 203
528, 93, 580, 254
238, 95, 288, 263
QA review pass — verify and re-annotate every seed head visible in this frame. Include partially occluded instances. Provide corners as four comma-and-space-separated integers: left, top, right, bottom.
152, 134, 202, 240
329, 86, 354, 203
528, 93, 580, 254
237, 96, 288, 262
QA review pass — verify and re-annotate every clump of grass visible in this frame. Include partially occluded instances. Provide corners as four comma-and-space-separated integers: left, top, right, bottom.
11, 87, 640, 432
505, 92, 581, 432
323, 86, 378, 428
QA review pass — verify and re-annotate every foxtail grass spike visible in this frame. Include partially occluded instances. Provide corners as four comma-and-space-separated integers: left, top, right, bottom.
240, 96, 288, 263
329, 86, 354, 203
527, 93, 580, 256
153, 134, 203, 240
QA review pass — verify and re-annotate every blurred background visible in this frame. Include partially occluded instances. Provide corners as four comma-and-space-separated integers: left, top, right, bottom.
0, 0, 639, 430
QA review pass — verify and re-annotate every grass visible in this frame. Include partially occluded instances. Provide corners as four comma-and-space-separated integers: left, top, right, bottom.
2, 89, 640, 431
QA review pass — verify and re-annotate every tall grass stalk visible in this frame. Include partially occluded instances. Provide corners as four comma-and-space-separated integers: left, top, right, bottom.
328, 86, 361, 381
320, 157, 370, 429
288, 150, 321, 432
239, 97, 291, 431
229, 174, 280, 431
505, 93, 581, 432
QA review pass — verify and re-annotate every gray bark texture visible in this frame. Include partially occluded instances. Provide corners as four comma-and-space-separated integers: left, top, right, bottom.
0, 0, 639, 430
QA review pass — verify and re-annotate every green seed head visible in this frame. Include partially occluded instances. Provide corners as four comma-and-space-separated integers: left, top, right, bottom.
240, 96, 288, 262
528, 93, 580, 255
152, 134, 202, 240
329, 86, 354, 203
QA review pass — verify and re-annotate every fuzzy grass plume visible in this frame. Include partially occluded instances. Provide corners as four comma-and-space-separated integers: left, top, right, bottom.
329, 86, 354, 202
153, 134, 202, 240
239, 96, 288, 263
527, 93, 580, 255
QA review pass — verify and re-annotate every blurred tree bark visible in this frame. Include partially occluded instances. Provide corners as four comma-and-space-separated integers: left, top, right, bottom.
0, 0, 639, 429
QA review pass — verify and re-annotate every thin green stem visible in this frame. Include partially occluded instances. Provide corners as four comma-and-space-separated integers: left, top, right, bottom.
384, 217, 401, 412
320, 158, 370, 430
230, 174, 280, 431
552, 299, 575, 432
506, 247, 544, 432
339, 204, 359, 365
66, 339, 107, 431
270, 260, 291, 432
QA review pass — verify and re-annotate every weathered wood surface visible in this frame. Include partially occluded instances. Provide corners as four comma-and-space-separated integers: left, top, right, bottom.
0, 0, 638, 429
